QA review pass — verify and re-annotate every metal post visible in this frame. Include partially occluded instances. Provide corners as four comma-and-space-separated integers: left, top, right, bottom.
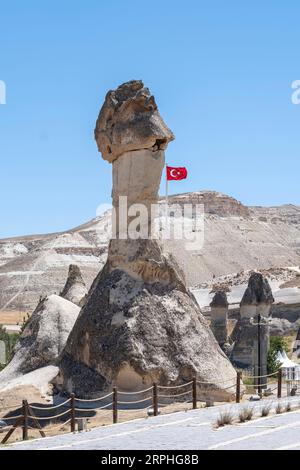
277, 368, 282, 399
22, 400, 28, 441
192, 377, 197, 409
113, 387, 118, 424
236, 372, 241, 404
153, 383, 158, 416
257, 313, 262, 398
165, 164, 169, 232
70, 393, 76, 432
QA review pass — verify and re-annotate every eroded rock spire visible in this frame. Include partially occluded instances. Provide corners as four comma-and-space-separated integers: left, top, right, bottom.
58, 81, 238, 400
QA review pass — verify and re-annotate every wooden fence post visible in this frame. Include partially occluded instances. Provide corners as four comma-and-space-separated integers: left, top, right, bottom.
192, 377, 197, 409
153, 383, 158, 416
70, 393, 76, 432
236, 372, 241, 404
113, 387, 118, 424
22, 400, 29, 441
277, 369, 282, 399
27, 405, 46, 438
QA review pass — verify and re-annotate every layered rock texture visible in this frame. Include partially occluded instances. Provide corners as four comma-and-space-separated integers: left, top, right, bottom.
60, 264, 88, 307
0, 295, 80, 392
168, 191, 251, 218
58, 80, 237, 400
231, 273, 274, 377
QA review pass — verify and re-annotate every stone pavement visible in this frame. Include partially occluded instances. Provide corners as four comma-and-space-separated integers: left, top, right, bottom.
2, 396, 300, 450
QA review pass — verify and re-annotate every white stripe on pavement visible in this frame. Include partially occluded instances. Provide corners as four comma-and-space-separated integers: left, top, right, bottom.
209, 416, 300, 449
276, 442, 300, 450
39, 417, 204, 450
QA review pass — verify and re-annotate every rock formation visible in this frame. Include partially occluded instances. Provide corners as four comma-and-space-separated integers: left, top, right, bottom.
0, 294, 80, 389
1, 198, 300, 315
167, 191, 251, 218
270, 318, 300, 337
94, 79, 174, 163
240, 272, 274, 319
60, 264, 88, 307
210, 291, 229, 349
231, 273, 274, 377
58, 80, 238, 400
293, 327, 300, 357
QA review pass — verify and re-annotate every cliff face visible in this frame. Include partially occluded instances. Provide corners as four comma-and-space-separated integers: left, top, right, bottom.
165, 191, 251, 218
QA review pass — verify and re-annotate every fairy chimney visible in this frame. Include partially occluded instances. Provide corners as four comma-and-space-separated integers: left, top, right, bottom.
60, 264, 88, 307
210, 291, 229, 347
240, 272, 274, 319
231, 272, 274, 379
58, 81, 238, 401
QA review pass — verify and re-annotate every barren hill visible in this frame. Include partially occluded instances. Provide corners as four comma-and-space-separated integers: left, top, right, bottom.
0, 190, 300, 317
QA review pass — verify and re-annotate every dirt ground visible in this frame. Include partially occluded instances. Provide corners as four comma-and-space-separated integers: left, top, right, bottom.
0, 311, 28, 326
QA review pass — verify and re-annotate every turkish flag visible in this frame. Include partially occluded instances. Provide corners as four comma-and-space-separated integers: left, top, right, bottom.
166, 166, 188, 181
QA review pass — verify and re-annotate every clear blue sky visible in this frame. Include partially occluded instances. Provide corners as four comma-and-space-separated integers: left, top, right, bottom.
0, 0, 299, 238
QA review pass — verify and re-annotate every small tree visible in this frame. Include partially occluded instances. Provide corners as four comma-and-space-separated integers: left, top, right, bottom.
267, 336, 288, 374
0, 325, 20, 368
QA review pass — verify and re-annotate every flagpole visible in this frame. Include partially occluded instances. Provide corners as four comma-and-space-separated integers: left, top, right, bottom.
165, 163, 169, 233
165, 162, 169, 206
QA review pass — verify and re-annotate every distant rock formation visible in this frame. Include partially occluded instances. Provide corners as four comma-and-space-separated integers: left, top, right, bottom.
240, 272, 274, 315
270, 318, 300, 337
1, 196, 300, 315
167, 191, 251, 218
58, 80, 237, 400
210, 291, 229, 350
0, 295, 80, 389
60, 264, 88, 307
231, 273, 274, 377
293, 327, 300, 357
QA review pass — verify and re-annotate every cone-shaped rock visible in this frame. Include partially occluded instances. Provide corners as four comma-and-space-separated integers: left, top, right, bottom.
210, 291, 229, 308
210, 291, 229, 348
58, 80, 237, 400
0, 295, 80, 389
240, 272, 274, 310
60, 264, 88, 307
231, 272, 274, 375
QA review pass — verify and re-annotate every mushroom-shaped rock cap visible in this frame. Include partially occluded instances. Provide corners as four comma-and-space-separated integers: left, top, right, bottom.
240, 272, 274, 306
94, 80, 175, 162
210, 290, 229, 308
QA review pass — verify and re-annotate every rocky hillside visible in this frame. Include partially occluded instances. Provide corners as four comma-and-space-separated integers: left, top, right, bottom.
0, 190, 300, 317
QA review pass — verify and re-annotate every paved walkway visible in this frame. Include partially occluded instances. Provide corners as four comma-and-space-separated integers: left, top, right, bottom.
2, 397, 300, 450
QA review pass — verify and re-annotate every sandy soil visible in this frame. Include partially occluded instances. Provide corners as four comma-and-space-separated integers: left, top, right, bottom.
0, 311, 28, 325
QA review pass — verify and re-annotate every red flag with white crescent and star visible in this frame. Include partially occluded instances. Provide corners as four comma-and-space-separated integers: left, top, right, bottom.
166, 166, 188, 181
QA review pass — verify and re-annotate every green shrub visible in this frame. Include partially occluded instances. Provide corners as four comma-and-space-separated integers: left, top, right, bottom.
0, 325, 20, 366
267, 336, 288, 374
